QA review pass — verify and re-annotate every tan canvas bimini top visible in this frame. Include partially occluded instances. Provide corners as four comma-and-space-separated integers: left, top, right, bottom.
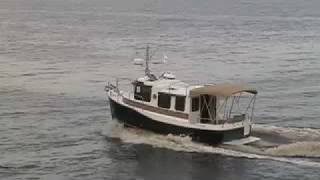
190, 84, 258, 97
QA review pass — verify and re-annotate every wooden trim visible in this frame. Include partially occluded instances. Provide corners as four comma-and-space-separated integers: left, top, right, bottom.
123, 97, 189, 119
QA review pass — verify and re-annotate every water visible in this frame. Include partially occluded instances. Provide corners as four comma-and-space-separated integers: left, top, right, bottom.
1, 0, 320, 179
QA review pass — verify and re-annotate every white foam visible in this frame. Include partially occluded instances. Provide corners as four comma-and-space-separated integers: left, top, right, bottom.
265, 141, 320, 157
223, 136, 260, 145
107, 123, 320, 168
253, 124, 320, 141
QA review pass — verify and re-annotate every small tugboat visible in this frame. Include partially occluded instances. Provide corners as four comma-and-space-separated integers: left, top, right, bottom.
105, 46, 259, 144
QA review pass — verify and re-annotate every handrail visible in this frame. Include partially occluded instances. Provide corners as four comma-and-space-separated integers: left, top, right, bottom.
104, 82, 116, 92
105, 77, 135, 93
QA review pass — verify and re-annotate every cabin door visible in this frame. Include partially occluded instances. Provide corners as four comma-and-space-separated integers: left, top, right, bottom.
200, 95, 216, 123
189, 97, 200, 124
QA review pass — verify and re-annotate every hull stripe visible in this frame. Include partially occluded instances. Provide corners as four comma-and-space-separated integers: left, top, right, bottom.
123, 97, 189, 119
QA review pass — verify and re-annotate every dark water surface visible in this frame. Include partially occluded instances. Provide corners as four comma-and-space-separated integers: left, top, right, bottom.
1, 0, 320, 179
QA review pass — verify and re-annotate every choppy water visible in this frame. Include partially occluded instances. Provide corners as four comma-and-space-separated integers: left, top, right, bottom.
1, 0, 320, 179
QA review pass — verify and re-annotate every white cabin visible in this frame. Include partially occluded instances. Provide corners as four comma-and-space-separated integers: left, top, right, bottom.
127, 72, 257, 126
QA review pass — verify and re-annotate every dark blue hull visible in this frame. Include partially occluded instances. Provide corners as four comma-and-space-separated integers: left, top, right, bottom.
109, 98, 247, 144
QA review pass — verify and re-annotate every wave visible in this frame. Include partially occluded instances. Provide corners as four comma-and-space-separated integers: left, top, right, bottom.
103, 122, 320, 167
265, 142, 320, 157
252, 124, 320, 141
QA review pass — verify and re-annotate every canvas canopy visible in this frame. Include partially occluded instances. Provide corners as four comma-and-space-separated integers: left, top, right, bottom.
190, 84, 257, 97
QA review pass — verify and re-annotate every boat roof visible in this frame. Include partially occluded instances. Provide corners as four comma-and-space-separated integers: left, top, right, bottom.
190, 83, 257, 97
137, 76, 199, 96
136, 76, 257, 97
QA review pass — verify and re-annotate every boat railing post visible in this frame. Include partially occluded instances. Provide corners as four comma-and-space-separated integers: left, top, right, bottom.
251, 96, 256, 123
229, 96, 235, 121
223, 97, 228, 121
116, 78, 119, 102
116, 78, 119, 92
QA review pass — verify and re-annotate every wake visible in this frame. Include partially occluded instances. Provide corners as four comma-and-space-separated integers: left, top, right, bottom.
103, 122, 320, 168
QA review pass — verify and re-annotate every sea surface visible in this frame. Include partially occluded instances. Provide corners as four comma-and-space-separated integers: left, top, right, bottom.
1, 0, 320, 179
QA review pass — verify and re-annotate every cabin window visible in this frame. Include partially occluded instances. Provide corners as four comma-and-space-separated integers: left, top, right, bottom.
192, 97, 199, 112
136, 86, 141, 93
158, 93, 171, 109
134, 84, 151, 102
175, 96, 185, 111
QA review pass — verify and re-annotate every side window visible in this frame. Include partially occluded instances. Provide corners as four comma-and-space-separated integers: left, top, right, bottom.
134, 84, 151, 102
175, 96, 185, 111
134, 85, 142, 100
136, 86, 141, 93
158, 93, 171, 109
192, 97, 199, 112
141, 86, 151, 102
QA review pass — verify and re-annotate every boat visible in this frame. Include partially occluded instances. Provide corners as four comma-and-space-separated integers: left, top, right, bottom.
105, 45, 259, 145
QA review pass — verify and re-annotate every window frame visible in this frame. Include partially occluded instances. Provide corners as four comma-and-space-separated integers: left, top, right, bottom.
175, 95, 186, 112
191, 97, 200, 112
157, 92, 171, 109
134, 83, 152, 102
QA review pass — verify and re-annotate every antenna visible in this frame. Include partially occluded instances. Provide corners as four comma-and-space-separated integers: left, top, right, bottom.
143, 45, 158, 81
145, 44, 150, 76
132, 44, 165, 81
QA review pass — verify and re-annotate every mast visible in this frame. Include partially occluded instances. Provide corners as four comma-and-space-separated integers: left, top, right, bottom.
145, 45, 150, 76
